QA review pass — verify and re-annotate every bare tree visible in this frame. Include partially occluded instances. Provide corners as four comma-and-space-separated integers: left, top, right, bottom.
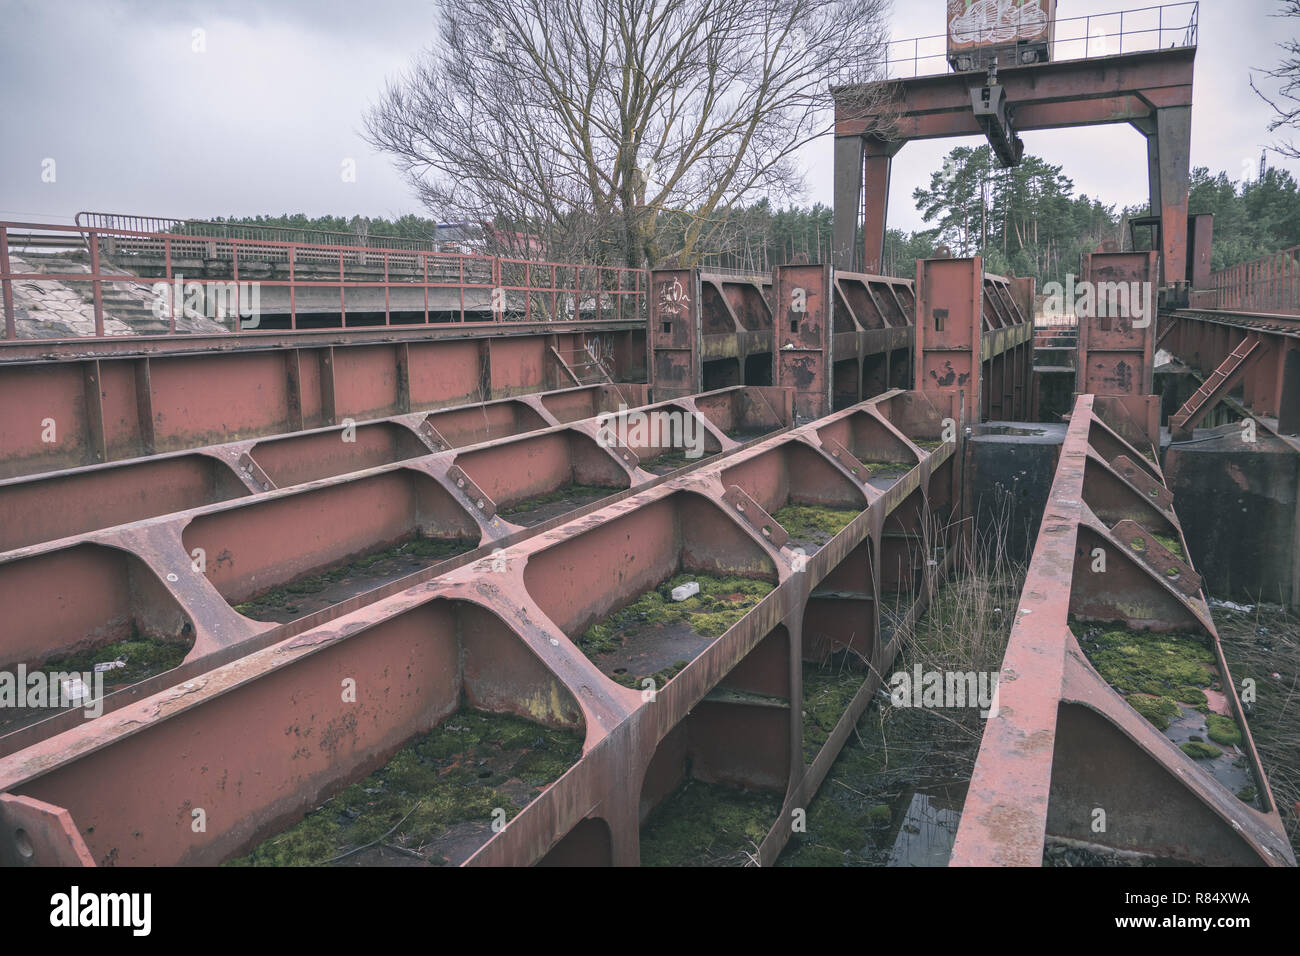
1252, 0, 1300, 159
364, 0, 894, 267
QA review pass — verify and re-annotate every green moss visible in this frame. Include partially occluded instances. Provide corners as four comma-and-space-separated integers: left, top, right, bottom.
233, 534, 474, 616
1205, 713, 1243, 747
639, 779, 780, 866
913, 439, 946, 450
1075, 624, 1215, 698
771, 503, 860, 541
578, 573, 774, 678
861, 460, 913, 478
41, 632, 190, 685
1125, 694, 1180, 731
226, 709, 582, 866
1152, 533, 1185, 560
498, 483, 614, 516
1129, 535, 1146, 551
611, 659, 689, 691
579, 572, 769, 660
1180, 741, 1221, 760
1175, 686, 1207, 706
801, 661, 865, 762
1236, 785, 1257, 803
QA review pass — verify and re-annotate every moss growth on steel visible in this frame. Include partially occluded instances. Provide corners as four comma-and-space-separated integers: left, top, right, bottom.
226, 708, 582, 866
498, 483, 615, 516
41, 630, 190, 685
1180, 740, 1222, 760
801, 661, 865, 763
233, 534, 474, 616
578, 572, 774, 661
913, 439, 947, 451
1205, 713, 1243, 747
1125, 694, 1181, 731
771, 503, 859, 541
1237, 785, 1257, 803
862, 460, 914, 478
1152, 533, 1185, 560
1074, 623, 1215, 699
639, 779, 781, 866
611, 660, 689, 691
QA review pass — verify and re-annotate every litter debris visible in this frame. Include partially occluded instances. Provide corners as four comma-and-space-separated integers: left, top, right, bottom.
671, 581, 700, 602
94, 660, 127, 673
1209, 599, 1255, 613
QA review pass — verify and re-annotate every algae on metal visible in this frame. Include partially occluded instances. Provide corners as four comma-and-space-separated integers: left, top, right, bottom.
801, 659, 866, 763
639, 779, 782, 866
226, 708, 583, 866
233, 533, 476, 616
578, 572, 775, 659
771, 503, 860, 542
861, 460, 914, 478
1073, 622, 1216, 700
498, 483, 616, 516
40, 629, 191, 685
1152, 533, 1185, 560
1180, 741, 1222, 760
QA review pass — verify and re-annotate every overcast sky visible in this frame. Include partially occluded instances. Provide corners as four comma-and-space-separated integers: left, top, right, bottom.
1, 0, 1297, 234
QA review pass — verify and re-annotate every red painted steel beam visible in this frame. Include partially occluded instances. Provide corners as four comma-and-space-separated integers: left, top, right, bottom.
952, 395, 1294, 867
0, 324, 646, 480
0, 388, 962, 867
1077, 251, 1160, 446
833, 46, 1195, 288
0, 385, 794, 730
834, 48, 1196, 139
0, 383, 658, 554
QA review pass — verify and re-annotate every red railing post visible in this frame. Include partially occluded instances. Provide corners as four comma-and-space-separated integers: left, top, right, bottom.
1, 226, 15, 339
165, 236, 176, 333
289, 244, 297, 330
89, 229, 105, 336
232, 241, 240, 331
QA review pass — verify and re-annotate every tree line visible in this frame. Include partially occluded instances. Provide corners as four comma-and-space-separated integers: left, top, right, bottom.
207, 149, 1300, 283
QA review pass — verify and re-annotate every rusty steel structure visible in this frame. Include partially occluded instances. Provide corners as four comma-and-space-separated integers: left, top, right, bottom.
651, 258, 1032, 424
953, 393, 1294, 867
1075, 250, 1161, 446
0, 220, 646, 336
0, 381, 964, 866
833, 4, 1197, 288
1157, 239, 1300, 439
0, 382, 794, 752
0, 318, 647, 481
1209, 244, 1300, 317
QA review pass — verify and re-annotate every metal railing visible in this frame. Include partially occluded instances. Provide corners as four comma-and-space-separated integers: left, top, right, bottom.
1210, 246, 1300, 316
843, 2, 1198, 82
0, 220, 647, 340
75, 211, 440, 254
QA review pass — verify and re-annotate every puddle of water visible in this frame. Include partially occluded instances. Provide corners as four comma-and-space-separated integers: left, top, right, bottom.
885, 790, 963, 867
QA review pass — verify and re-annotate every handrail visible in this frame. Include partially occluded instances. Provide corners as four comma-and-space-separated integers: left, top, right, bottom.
838, 2, 1198, 83
0, 220, 647, 340
1209, 245, 1300, 317
74, 211, 439, 253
